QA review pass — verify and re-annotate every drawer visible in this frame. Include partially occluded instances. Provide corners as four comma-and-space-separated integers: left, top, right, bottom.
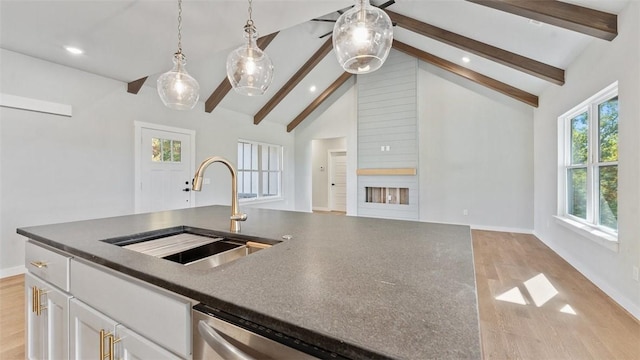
70, 259, 191, 358
25, 241, 71, 291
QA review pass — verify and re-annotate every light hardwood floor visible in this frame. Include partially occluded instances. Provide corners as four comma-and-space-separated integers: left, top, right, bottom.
473, 230, 639, 359
0, 274, 25, 360
1, 231, 638, 359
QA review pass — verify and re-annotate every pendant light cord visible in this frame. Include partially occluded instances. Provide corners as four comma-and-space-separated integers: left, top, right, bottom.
244, 0, 256, 40
177, 0, 183, 54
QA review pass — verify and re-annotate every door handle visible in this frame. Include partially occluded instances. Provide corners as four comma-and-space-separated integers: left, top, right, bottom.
197, 320, 255, 360
331, 183, 335, 186
182, 188, 190, 192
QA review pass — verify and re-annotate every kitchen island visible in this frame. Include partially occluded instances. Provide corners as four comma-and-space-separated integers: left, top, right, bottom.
18, 205, 481, 359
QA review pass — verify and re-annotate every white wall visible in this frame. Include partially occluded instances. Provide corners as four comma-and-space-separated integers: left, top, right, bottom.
311, 137, 346, 211
0, 49, 294, 275
294, 60, 534, 230
418, 64, 534, 231
293, 81, 357, 214
533, 2, 640, 319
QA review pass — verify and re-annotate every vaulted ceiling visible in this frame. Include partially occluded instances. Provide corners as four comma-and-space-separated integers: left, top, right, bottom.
0, 0, 630, 131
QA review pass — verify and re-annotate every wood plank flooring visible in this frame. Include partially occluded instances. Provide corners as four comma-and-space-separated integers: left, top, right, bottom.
0, 231, 638, 359
0, 274, 25, 360
473, 230, 639, 360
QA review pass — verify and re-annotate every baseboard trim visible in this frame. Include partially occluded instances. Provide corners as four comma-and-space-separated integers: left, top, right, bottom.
533, 231, 640, 321
312, 207, 331, 212
470, 225, 534, 234
1, 265, 26, 279
418, 219, 534, 235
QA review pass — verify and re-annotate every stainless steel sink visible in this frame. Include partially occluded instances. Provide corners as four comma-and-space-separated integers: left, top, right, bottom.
162, 240, 248, 270
102, 226, 278, 270
122, 232, 224, 258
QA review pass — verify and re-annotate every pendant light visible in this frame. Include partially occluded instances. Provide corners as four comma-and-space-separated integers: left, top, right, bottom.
226, 0, 274, 96
332, 0, 393, 74
157, 0, 200, 110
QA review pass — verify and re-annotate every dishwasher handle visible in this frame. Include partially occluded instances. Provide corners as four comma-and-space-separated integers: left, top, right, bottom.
197, 320, 256, 360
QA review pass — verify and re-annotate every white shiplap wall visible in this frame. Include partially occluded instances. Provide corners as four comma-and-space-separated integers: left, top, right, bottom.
357, 50, 419, 220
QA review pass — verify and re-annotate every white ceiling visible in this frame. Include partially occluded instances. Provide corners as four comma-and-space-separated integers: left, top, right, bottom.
0, 0, 630, 126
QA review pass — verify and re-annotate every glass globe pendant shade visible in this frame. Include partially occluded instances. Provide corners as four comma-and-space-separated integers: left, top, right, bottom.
332, 0, 393, 74
226, 21, 274, 96
157, 52, 200, 110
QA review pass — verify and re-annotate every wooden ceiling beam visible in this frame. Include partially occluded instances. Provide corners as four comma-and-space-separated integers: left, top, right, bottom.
204, 78, 232, 114
466, 0, 617, 41
254, 37, 334, 125
385, 9, 565, 85
204, 32, 279, 113
287, 72, 353, 132
127, 76, 148, 94
393, 40, 538, 107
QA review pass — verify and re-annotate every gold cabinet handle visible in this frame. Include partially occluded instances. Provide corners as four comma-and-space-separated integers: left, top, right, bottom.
29, 261, 48, 268
30, 286, 47, 316
100, 329, 109, 360
36, 288, 47, 316
108, 334, 121, 360
31, 286, 37, 314
35, 287, 41, 316
100, 330, 120, 360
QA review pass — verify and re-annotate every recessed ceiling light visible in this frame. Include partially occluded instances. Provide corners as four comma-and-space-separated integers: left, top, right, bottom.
64, 46, 84, 55
309, 85, 317, 92
462, 57, 470, 63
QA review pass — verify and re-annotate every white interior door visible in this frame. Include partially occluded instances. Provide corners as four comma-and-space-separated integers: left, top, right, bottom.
329, 151, 347, 212
136, 124, 194, 213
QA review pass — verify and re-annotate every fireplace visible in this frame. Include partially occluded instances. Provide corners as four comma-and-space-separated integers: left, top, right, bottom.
365, 187, 409, 205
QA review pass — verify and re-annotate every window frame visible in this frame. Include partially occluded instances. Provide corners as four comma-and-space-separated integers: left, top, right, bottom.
236, 139, 283, 203
557, 82, 619, 247
151, 137, 183, 163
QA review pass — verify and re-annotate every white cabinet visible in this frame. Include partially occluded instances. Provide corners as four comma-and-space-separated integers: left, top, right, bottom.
25, 273, 72, 360
25, 241, 192, 360
25, 241, 71, 291
70, 299, 180, 360
117, 324, 181, 360
70, 258, 192, 358
69, 298, 116, 360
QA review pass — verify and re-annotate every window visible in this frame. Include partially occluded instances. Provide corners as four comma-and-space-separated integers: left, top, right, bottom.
152, 137, 181, 162
558, 82, 618, 239
237, 140, 282, 201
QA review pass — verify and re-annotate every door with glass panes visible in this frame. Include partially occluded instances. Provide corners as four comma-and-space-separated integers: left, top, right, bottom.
139, 126, 194, 213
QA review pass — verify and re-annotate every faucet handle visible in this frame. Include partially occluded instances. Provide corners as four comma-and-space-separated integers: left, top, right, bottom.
231, 213, 248, 221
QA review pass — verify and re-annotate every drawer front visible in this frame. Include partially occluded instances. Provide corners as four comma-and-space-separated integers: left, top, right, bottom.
70, 259, 191, 358
25, 241, 71, 291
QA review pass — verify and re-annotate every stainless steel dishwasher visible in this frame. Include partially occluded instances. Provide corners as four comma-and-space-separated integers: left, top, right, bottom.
193, 304, 346, 360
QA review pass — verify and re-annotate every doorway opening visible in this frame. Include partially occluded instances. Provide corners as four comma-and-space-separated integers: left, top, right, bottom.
311, 137, 346, 213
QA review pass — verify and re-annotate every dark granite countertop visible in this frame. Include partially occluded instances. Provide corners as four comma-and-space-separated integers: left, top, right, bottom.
17, 205, 481, 360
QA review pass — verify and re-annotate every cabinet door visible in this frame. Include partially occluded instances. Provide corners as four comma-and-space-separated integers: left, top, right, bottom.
116, 325, 181, 360
25, 273, 71, 360
25, 274, 46, 360
69, 299, 117, 360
